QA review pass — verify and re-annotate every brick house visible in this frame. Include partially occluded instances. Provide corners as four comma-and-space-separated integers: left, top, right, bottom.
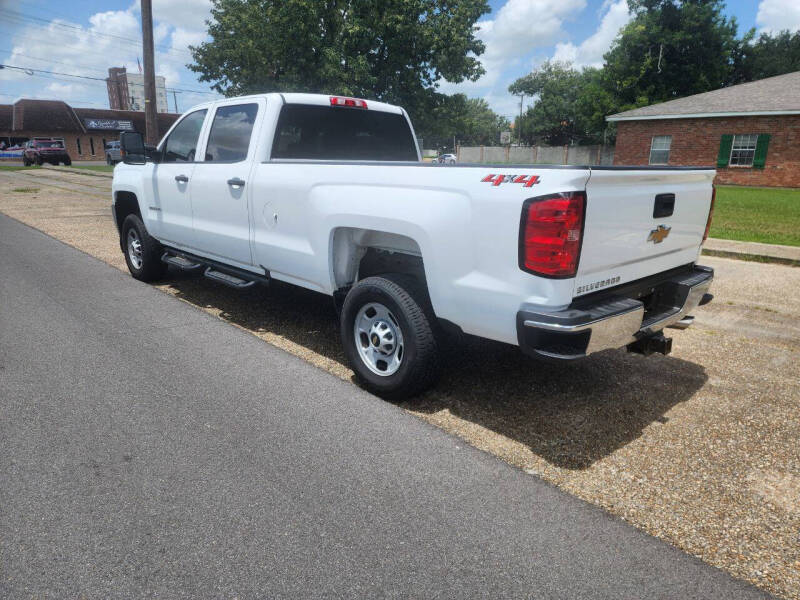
607, 71, 800, 187
0, 99, 178, 161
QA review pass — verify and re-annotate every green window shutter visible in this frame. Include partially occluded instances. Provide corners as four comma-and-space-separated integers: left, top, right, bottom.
716, 134, 733, 168
753, 134, 770, 169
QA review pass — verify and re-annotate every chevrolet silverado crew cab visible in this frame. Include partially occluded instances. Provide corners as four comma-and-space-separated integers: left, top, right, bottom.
113, 93, 715, 399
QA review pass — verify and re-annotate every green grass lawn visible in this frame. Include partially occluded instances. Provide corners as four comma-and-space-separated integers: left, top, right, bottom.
710, 185, 800, 247
70, 165, 115, 173
0, 165, 39, 171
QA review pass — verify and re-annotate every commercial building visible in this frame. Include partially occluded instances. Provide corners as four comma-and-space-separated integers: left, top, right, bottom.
106, 66, 169, 113
608, 71, 800, 187
0, 99, 178, 161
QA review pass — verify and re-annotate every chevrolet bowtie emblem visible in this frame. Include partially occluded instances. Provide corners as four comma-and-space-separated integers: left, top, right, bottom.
648, 224, 671, 244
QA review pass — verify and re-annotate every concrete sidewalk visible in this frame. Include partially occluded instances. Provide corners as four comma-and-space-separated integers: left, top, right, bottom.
703, 238, 800, 266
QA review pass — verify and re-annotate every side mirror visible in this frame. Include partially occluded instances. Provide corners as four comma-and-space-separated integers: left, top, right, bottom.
120, 131, 146, 165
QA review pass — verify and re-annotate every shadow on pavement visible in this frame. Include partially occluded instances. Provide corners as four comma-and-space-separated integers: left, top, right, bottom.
164, 271, 708, 470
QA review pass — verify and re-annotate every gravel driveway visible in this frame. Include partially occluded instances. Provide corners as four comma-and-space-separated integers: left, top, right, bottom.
1, 167, 798, 599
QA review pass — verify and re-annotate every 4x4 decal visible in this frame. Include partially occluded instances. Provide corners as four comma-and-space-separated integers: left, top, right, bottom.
481, 174, 541, 187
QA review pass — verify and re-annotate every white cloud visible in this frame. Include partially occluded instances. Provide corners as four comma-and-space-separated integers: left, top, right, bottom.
553, 0, 631, 68
481, 0, 586, 65
0, 3, 219, 109
438, 0, 586, 111
151, 0, 213, 34
756, 0, 800, 34
171, 27, 208, 53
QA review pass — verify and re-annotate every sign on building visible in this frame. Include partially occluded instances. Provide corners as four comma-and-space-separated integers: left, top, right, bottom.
500, 131, 511, 145
83, 118, 135, 131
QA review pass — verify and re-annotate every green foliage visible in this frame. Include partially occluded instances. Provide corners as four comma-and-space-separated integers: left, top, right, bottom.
189, 0, 490, 135
448, 96, 510, 146
509, 62, 616, 145
730, 30, 800, 84
603, 0, 740, 108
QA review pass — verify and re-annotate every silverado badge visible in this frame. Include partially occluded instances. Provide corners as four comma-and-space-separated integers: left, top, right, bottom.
647, 224, 671, 244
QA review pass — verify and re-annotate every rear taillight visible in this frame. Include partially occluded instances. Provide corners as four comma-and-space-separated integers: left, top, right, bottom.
519, 191, 586, 278
330, 96, 368, 109
703, 185, 716, 243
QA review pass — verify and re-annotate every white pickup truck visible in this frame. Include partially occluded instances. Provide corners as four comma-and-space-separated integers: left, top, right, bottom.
113, 93, 715, 398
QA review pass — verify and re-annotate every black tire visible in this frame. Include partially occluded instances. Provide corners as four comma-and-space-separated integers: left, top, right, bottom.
63, 157, 71, 166
340, 273, 440, 400
121, 214, 167, 282
106, 155, 112, 165
22, 157, 30, 167
35, 155, 43, 166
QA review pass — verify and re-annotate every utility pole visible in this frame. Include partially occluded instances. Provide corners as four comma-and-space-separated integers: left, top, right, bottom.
172, 90, 179, 114
141, 0, 159, 144
516, 94, 524, 146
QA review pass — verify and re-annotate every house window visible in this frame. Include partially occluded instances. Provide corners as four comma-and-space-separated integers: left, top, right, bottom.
89, 137, 95, 155
76, 138, 82, 154
729, 134, 758, 167
649, 135, 671, 165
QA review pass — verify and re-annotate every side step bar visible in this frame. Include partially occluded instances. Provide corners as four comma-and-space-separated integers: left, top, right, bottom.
162, 252, 204, 271
161, 249, 269, 290
204, 267, 257, 289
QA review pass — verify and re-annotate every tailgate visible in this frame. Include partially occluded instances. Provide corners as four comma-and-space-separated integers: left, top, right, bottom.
574, 168, 714, 297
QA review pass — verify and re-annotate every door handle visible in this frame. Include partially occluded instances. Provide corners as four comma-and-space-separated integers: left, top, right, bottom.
227, 177, 245, 189
175, 174, 189, 183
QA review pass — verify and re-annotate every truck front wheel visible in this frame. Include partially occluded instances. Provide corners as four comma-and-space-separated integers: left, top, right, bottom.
121, 214, 166, 282
340, 274, 440, 400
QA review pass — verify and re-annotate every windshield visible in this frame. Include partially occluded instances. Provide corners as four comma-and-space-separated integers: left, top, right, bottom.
36, 141, 64, 148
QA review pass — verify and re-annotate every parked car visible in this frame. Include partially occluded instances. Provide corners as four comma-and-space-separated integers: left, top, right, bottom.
106, 140, 122, 165
113, 93, 715, 399
22, 139, 71, 166
435, 153, 457, 164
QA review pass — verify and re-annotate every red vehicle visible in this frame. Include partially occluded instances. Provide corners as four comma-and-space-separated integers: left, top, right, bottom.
22, 139, 71, 166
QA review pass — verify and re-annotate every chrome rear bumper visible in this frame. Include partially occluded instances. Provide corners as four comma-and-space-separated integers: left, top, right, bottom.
516, 265, 713, 361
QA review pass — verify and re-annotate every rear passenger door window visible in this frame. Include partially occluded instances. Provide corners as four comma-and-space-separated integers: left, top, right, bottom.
204, 103, 258, 162
163, 109, 207, 162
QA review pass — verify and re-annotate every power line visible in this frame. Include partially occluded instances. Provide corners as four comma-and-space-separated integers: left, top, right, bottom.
0, 90, 106, 106
0, 8, 195, 59
0, 63, 218, 95
0, 27, 196, 73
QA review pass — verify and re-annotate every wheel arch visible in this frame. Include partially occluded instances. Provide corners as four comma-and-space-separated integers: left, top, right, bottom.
330, 227, 431, 307
113, 190, 142, 249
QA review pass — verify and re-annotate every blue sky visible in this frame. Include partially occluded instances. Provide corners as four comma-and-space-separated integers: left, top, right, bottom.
0, 0, 795, 118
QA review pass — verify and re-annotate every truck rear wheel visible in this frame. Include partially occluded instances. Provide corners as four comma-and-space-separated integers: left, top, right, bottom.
121, 214, 166, 282
340, 274, 440, 400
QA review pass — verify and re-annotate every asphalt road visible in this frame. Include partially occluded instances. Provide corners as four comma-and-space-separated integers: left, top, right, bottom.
0, 214, 771, 599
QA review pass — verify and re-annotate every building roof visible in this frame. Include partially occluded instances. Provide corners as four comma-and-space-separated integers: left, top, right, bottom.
606, 71, 800, 121
0, 104, 12, 131
12, 99, 84, 131
0, 99, 178, 134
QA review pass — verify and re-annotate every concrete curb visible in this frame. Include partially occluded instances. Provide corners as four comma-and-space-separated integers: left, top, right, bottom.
703, 238, 800, 267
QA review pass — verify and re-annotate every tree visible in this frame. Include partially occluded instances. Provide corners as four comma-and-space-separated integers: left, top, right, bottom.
730, 29, 800, 84
603, 0, 740, 108
508, 61, 615, 145
447, 96, 509, 146
189, 0, 490, 132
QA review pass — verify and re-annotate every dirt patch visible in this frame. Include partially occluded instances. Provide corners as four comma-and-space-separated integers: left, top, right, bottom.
1, 168, 798, 599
